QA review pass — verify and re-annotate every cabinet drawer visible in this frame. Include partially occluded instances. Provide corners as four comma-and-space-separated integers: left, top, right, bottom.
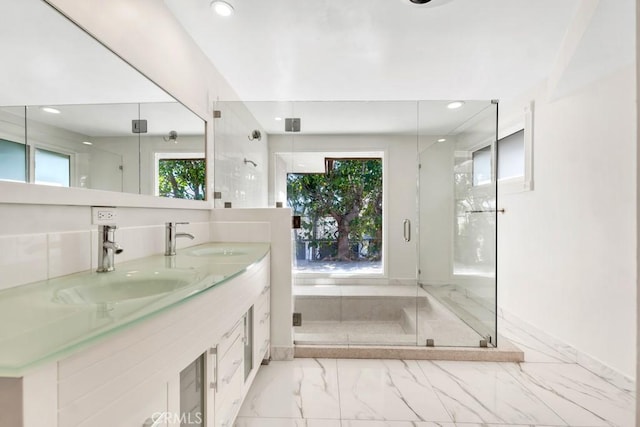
254, 293, 270, 362
215, 386, 243, 427
216, 334, 244, 397
217, 318, 243, 360
215, 351, 244, 427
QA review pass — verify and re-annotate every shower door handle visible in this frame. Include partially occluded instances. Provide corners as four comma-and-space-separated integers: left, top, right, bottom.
403, 219, 411, 242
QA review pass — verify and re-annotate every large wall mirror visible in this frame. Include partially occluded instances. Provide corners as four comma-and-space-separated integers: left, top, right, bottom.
0, 0, 206, 201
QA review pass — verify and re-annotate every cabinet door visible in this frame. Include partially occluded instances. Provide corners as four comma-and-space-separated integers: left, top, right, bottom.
244, 308, 253, 381
215, 335, 244, 427
179, 354, 205, 427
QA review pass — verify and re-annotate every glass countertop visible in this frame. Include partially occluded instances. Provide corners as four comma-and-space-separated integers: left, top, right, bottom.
0, 242, 269, 377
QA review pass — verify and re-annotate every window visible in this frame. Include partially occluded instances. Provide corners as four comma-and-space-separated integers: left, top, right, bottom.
0, 139, 27, 182
497, 129, 524, 180
472, 145, 492, 186
287, 158, 383, 275
471, 129, 527, 187
34, 148, 71, 187
470, 101, 534, 191
157, 156, 206, 200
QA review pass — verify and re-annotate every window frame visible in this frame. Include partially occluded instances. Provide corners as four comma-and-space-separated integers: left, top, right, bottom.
469, 101, 534, 194
498, 101, 534, 194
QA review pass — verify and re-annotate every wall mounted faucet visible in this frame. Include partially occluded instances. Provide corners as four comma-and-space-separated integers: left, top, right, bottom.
244, 158, 258, 167
97, 225, 123, 273
165, 222, 195, 256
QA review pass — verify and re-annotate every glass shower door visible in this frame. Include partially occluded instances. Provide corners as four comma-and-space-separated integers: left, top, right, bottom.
417, 101, 498, 347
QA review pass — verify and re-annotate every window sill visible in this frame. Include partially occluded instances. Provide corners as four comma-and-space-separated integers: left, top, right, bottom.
498, 177, 533, 195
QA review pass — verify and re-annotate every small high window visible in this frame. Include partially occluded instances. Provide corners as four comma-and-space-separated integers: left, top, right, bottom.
497, 129, 524, 180
472, 145, 492, 186
472, 129, 526, 187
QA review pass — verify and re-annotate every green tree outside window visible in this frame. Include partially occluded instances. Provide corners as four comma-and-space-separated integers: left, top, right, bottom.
158, 158, 205, 200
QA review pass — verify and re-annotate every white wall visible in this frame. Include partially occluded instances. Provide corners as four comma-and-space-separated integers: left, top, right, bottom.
270, 134, 418, 283
418, 139, 454, 284
498, 65, 636, 380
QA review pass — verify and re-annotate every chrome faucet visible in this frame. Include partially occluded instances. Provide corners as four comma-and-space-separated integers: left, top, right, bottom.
165, 222, 195, 256
97, 225, 123, 272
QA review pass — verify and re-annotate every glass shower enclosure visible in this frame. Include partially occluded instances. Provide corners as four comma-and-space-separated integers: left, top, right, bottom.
417, 101, 498, 347
213, 100, 499, 348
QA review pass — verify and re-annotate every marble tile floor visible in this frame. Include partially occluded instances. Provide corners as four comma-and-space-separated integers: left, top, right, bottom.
236, 325, 635, 427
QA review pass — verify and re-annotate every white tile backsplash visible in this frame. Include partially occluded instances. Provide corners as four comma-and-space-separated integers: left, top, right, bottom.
175, 221, 210, 250
116, 225, 165, 264
210, 221, 271, 242
1, 220, 258, 291
0, 234, 48, 291
48, 231, 91, 279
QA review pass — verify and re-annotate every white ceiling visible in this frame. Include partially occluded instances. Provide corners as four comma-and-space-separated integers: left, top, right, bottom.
3, 0, 632, 139
164, 0, 582, 101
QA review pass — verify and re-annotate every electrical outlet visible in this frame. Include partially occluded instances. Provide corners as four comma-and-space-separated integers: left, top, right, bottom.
92, 207, 118, 225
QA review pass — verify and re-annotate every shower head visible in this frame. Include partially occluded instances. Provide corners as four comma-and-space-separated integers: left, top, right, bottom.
163, 130, 178, 143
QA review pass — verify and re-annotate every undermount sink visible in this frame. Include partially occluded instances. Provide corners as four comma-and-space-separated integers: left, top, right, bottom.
186, 247, 248, 257
53, 276, 193, 305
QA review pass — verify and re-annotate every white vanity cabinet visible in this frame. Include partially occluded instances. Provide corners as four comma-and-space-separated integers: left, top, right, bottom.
6, 251, 271, 427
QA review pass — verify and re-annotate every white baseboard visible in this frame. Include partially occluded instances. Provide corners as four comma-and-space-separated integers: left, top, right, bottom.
499, 309, 635, 393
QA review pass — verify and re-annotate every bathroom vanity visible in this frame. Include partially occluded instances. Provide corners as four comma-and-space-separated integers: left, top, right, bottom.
0, 242, 271, 427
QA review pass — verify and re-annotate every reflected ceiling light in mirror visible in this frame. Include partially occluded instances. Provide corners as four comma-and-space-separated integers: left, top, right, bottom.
82, 141, 93, 145
447, 101, 465, 110
210, 1, 234, 17
41, 107, 61, 114
438, 138, 446, 142
274, 117, 282, 121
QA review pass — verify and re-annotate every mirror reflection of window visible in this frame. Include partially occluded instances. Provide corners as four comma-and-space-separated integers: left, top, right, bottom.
35, 148, 70, 187
157, 155, 205, 200
0, 139, 27, 183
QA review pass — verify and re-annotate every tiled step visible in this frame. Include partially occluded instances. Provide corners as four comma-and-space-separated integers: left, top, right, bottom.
295, 337, 524, 362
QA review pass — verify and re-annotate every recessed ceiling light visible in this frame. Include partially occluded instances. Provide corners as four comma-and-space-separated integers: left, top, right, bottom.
210, 1, 234, 17
41, 107, 61, 114
405, 0, 455, 7
438, 138, 446, 142
82, 141, 93, 145
447, 101, 465, 110
274, 117, 283, 121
